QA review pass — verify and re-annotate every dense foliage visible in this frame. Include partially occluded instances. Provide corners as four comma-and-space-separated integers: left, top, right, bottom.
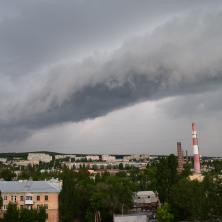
1, 203, 47, 222
59, 156, 222, 222
59, 169, 134, 222
1, 154, 222, 221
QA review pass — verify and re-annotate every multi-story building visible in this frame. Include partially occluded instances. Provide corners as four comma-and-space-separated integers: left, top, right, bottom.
54, 154, 76, 160
101, 155, 116, 162
123, 154, 149, 162
14, 160, 39, 167
0, 180, 61, 222
86, 155, 100, 161
28, 153, 52, 163
0, 158, 7, 163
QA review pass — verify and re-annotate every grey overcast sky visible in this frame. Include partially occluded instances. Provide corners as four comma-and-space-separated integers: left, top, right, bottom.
0, 0, 222, 155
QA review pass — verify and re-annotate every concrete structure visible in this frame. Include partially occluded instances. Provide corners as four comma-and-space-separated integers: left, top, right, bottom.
0, 180, 61, 222
54, 154, 76, 160
189, 174, 204, 182
177, 142, 184, 173
28, 153, 52, 163
86, 155, 100, 161
133, 191, 159, 210
14, 160, 39, 166
123, 154, 149, 162
101, 155, 116, 162
114, 214, 148, 222
0, 158, 7, 163
192, 123, 201, 174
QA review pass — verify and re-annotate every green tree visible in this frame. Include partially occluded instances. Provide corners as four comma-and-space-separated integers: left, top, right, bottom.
156, 155, 178, 202
0, 169, 16, 181
59, 169, 76, 222
3, 203, 19, 222
169, 178, 206, 221
19, 208, 37, 222
37, 206, 47, 222
203, 174, 222, 220
157, 203, 174, 222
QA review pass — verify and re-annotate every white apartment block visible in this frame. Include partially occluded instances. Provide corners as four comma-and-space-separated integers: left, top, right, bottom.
14, 160, 39, 167
0, 158, 7, 163
54, 154, 76, 160
86, 155, 100, 161
123, 154, 149, 161
28, 153, 52, 163
102, 155, 116, 162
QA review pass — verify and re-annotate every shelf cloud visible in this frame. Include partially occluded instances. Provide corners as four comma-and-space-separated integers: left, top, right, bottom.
0, 1, 222, 154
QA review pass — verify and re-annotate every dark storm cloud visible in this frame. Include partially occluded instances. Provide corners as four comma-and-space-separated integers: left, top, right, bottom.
0, 0, 220, 76
0, 1, 222, 144
2, 9, 222, 132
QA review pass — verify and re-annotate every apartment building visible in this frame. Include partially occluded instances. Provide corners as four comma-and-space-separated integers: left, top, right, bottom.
28, 153, 52, 163
86, 155, 100, 161
0, 180, 61, 222
102, 155, 116, 162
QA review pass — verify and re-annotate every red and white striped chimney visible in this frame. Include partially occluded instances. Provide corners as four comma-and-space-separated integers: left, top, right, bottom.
192, 122, 201, 174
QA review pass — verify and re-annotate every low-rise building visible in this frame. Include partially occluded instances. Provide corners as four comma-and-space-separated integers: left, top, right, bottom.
114, 214, 148, 222
133, 191, 159, 210
0, 180, 61, 222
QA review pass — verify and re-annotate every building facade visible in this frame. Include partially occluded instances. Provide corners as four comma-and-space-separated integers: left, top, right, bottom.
177, 142, 184, 173
28, 153, 52, 163
0, 181, 61, 222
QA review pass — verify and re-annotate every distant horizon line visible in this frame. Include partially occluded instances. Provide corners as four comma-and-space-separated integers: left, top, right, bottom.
0, 151, 220, 158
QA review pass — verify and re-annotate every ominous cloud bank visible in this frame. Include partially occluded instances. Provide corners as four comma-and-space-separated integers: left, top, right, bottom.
0, 2, 222, 153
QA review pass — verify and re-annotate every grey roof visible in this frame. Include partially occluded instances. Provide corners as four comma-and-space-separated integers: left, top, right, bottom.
0, 181, 61, 193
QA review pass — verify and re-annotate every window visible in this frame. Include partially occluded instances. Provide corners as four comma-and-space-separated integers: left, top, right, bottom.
3, 205, 7, 210
11, 196, 13, 201
20, 196, 24, 201
3, 196, 7, 201
45, 195, 48, 201
26, 196, 32, 200
44, 204, 48, 210
14, 196, 16, 202
147, 196, 150, 198
37, 196, 40, 201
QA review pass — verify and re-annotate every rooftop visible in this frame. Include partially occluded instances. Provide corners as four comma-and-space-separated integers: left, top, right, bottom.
0, 181, 61, 193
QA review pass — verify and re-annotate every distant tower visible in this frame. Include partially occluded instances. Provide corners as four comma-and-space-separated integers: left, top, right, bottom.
177, 142, 184, 173
185, 150, 188, 162
192, 123, 201, 174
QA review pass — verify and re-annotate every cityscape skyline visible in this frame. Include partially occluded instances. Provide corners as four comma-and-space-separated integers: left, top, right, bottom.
0, 1, 222, 155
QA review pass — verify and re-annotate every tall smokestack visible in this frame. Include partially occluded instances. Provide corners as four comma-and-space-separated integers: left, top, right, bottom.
192, 123, 201, 174
177, 142, 184, 173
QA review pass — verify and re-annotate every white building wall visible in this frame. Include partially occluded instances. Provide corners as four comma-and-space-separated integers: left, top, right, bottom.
28, 153, 52, 163
114, 215, 147, 222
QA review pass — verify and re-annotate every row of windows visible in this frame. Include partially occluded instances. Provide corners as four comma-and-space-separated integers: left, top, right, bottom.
3, 204, 48, 210
3, 195, 49, 202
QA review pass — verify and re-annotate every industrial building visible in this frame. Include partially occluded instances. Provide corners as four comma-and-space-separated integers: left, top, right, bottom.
177, 142, 184, 173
